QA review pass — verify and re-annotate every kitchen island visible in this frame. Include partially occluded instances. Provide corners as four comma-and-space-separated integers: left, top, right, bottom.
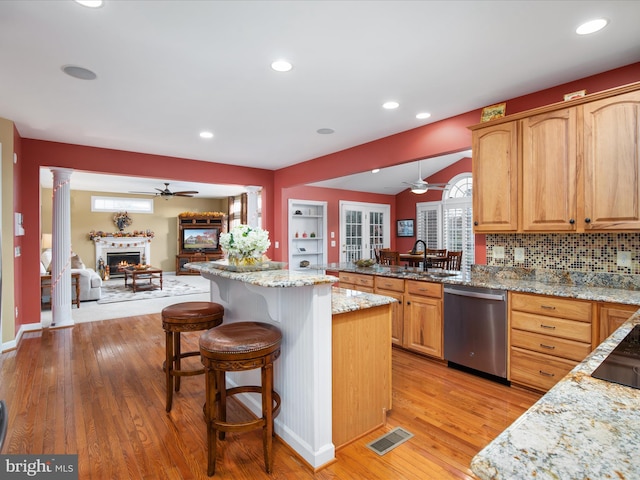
471, 312, 640, 479
186, 262, 395, 469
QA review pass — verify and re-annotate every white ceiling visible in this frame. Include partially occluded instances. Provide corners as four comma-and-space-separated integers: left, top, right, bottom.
4, 1, 640, 196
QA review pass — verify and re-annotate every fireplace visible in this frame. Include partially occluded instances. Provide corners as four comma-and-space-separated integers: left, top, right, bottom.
106, 252, 141, 277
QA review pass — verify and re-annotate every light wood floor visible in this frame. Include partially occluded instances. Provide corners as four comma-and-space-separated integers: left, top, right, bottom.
0, 314, 541, 479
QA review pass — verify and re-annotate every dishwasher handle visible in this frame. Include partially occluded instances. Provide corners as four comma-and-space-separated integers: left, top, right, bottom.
444, 287, 505, 301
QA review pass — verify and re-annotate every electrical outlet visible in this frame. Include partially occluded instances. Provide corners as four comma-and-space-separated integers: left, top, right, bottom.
331, 240, 336, 247
274, 241, 279, 248
617, 251, 632, 267
514, 247, 525, 262
493, 246, 505, 259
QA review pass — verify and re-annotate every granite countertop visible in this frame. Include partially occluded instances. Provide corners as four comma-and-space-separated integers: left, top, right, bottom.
471, 313, 640, 479
331, 286, 397, 314
323, 263, 640, 306
186, 261, 338, 288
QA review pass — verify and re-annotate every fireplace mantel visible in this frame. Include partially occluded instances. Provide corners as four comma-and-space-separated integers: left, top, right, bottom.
94, 236, 152, 267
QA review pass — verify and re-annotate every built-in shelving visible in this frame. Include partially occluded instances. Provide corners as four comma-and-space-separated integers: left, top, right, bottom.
288, 200, 327, 271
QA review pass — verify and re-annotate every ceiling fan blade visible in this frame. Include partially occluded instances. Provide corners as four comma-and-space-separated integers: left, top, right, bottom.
174, 193, 195, 197
172, 190, 199, 195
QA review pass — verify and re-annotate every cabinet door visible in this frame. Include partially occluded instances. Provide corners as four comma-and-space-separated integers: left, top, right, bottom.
583, 91, 640, 230
521, 108, 577, 231
376, 289, 404, 345
598, 303, 638, 343
472, 121, 519, 232
403, 295, 442, 358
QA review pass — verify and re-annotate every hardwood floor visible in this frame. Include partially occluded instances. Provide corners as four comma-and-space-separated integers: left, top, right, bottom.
0, 314, 541, 479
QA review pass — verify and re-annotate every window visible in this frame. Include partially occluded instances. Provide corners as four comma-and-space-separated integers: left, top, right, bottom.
416, 173, 474, 272
91, 196, 154, 214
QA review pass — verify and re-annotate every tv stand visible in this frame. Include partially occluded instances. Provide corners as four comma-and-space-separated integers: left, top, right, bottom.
176, 212, 226, 275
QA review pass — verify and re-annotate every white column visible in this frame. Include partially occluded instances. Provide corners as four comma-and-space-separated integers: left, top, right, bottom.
245, 186, 261, 228
49, 168, 73, 328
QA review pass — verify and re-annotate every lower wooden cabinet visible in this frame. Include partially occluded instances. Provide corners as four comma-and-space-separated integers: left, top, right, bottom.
598, 303, 638, 343
338, 272, 374, 293
176, 253, 222, 275
374, 277, 405, 346
509, 292, 593, 392
403, 280, 443, 358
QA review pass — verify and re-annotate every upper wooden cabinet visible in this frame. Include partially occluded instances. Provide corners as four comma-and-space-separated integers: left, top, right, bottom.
470, 83, 640, 233
471, 121, 519, 232
583, 90, 640, 230
521, 108, 578, 231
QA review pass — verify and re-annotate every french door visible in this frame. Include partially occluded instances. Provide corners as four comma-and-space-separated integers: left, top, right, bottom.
339, 201, 390, 262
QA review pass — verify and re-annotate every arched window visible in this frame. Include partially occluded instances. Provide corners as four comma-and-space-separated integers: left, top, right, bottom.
416, 173, 474, 273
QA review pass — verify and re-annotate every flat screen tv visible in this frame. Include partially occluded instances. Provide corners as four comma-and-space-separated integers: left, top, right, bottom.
182, 227, 220, 253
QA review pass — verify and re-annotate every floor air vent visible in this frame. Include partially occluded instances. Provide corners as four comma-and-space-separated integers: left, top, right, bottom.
366, 427, 414, 456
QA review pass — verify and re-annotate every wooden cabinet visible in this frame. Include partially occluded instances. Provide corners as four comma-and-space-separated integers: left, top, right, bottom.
403, 280, 443, 358
521, 107, 578, 231
176, 252, 222, 275
472, 121, 519, 232
338, 272, 374, 293
597, 302, 638, 343
471, 84, 640, 233
374, 276, 405, 346
510, 292, 593, 391
583, 90, 640, 230
176, 213, 225, 275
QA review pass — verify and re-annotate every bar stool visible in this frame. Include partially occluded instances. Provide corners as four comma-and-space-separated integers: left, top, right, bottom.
199, 321, 282, 476
162, 301, 224, 412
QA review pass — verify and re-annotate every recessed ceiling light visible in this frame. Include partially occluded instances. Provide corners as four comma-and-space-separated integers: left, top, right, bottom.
382, 101, 399, 110
317, 128, 334, 134
371, 169, 380, 174
199, 131, 214, 139
271, 60, 293, 72
416, 112, 431, 120
74, 0, 104, 7
576, 18, 608, 35
61, 65, 97, 80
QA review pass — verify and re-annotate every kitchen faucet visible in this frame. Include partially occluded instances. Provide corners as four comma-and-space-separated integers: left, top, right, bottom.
410, 239, 429, 271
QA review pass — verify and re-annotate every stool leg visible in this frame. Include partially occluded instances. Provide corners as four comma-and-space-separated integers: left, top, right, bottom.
262, 362, 274, 473
174, 332, 181, 392
205, 365, 217, 476
217, 370, 226, 441
165, 331, 174, 412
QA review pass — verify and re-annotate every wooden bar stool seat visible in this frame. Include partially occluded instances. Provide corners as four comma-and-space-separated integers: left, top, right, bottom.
199, 321, 282, 476
162, 301, 224, 412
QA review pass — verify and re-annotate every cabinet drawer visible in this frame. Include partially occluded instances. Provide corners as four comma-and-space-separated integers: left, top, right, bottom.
339, 272, 374, 288
510, 347, 576, 391
511, 293, 592, 322
511, 329, 591, 362
375, 276, 405, 293
511, 311, 591, 343
406, 280, 442, 299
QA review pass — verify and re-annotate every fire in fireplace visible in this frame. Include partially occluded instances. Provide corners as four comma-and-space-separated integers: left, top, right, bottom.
106, 252, 141, 277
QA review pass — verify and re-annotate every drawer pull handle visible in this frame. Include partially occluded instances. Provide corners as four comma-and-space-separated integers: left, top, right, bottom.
540, 343, 555, 350
541, 305, 556, 310
540, 324, 556, 329
539, 370, 555, 377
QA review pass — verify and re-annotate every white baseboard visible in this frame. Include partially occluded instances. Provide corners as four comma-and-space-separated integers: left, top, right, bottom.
2, 321, 42, 353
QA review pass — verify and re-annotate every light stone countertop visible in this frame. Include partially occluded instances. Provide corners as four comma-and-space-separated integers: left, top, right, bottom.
331, 286, 397, 314
470, 313, 640, 480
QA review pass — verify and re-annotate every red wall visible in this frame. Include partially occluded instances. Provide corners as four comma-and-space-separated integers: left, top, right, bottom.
14, 62, 640, 335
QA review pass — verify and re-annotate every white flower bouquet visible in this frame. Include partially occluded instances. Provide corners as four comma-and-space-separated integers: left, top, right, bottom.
219, 224, 271, 265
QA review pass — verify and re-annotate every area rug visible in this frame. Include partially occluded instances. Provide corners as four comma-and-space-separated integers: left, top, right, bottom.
97, 277, 208, 304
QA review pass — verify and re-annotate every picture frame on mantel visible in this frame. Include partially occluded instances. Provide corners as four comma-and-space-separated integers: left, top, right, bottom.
480, 102, 506, 122
397, 219, 414, 237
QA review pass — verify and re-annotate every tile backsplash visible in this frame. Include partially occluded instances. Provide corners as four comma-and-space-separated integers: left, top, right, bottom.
486, 233, 640, 275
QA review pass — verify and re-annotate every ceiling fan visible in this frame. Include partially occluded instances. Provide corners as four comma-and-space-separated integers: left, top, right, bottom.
403, 162, 448, 194
130, 182, 199, 199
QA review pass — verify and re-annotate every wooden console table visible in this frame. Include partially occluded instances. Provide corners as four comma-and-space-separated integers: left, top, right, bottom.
123, 266, 163, 293
41, 272, 81, 309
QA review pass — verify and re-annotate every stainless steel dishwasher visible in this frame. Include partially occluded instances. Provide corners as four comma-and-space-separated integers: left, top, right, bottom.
443, 285, 508, 380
